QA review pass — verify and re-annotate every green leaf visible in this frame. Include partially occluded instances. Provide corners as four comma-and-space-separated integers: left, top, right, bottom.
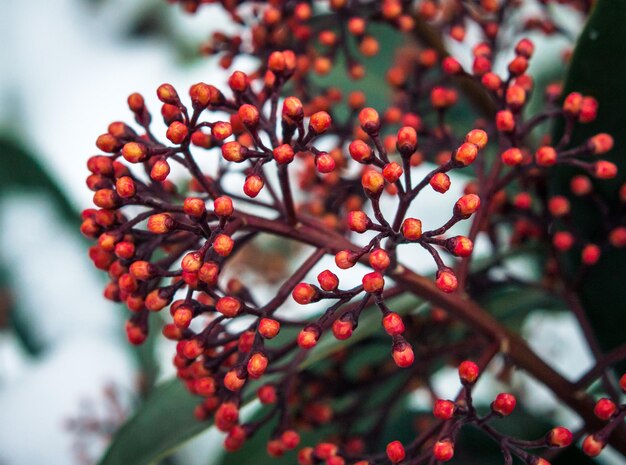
0, 134, 77, 224
98, 380, 207, 465
551, 0, 626, 364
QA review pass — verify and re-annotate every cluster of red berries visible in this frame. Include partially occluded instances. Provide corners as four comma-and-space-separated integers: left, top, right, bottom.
82, 0, 626, 462
380, 361, 574, 465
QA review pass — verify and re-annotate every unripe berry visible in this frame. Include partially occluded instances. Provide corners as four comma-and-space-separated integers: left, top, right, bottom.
173, 305, 193, 329
116, 176, 136, 198
506, 85, 526, 110
349, 140, 373, 163
216, 296, 241, 317
317, 270, 339, 291
553, 231, 574, 252
589, 134, 614, 155
215, 402, 239, 432
157, 83, 179, 104
150, 159, 170, 181
548, 196, 570, 217
571, 175, 592, 196
501, 147, 523, 166
546, 426, 573, 448
382, 312, 405, 336
402, 218, 422, 240
492, 393, 516, 416
182, 251, 203, 273
582, 244, 601, 265
227, 63, 252, 89
593, 160, 617, 179
359, 108, 381, 133
582, 435, 605, 457
508, 56, 528, 75
224, 370, 246, 391
316, 152, 336, 173
198, 261, 219, 286
332, 317, 354, 340
495, 110, 515, 132
386, 441, 405, 463
396, 126, 418, 155
188, 82, 212, 108
433, 440, 455, 462
594, 398, 617, 420
145, 289, 171, 312
309, 111, 332, 134
147, 213, 175, 234
210, 196, 234, 219
166, 121, 188, 144
258, 384, 277, 404
125, 320, 147, 345
127, 93, 145, 112
335, 250, 358, 269
446, 236, 474, 257
122, 142, 148, 163
281, 430, 300, 450
273, 144, 295, 164
244, 175, 264, 197
361, 170, 385, 196
442, 56, 462, 75
362, 271, 384, 294
433, 399, 456, 420
247, 352, 269, 378
347, 210, 370, 233
580, 97, 598, 123
610, 227, 626, 248
238, 104, 260, 128
221, 141, 248, 162
482, 72, 502, 91
458, 360, 479, 384
369, 249, 390, 271
259, 318, 281, 339
430, 172, 451, 193
473, 56, 492, 76
297, 326, 320, 349
454, 142, 479, 166
282, 97, 304, 123
211, 121, 232, 141
213, 234, 234, 256
293, 283, 319, 304
563, 92, 583, 116
392, 341, 414, 368
535, 146, 557, 166
383, 162, 403, 183
436, 269, 458, 293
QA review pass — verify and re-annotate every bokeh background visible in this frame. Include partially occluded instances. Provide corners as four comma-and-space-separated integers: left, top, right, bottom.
0, 1, 621, 465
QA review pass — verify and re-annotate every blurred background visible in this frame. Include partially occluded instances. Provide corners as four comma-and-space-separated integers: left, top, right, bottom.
0, 1, 620, 465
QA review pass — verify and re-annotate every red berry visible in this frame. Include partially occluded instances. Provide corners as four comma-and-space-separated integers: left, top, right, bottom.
594, 398, 617, 420
433, 440, 455, 462
436, 269, 458, 293
582, 435, 605, 457
433, 399, 455, 420
458, 360, 479, 384
386, 441, 405, 463
382, 313, 405, 336
392, 342, 414, 368
293, 283, 319, 304
492, 393, 516, 416
546, 427, 573, 448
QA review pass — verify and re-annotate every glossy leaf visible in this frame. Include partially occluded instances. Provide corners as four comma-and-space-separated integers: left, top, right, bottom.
552, 0, 626, 362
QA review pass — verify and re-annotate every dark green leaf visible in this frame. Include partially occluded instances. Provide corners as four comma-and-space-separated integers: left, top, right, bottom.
552, 0, 626, 364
